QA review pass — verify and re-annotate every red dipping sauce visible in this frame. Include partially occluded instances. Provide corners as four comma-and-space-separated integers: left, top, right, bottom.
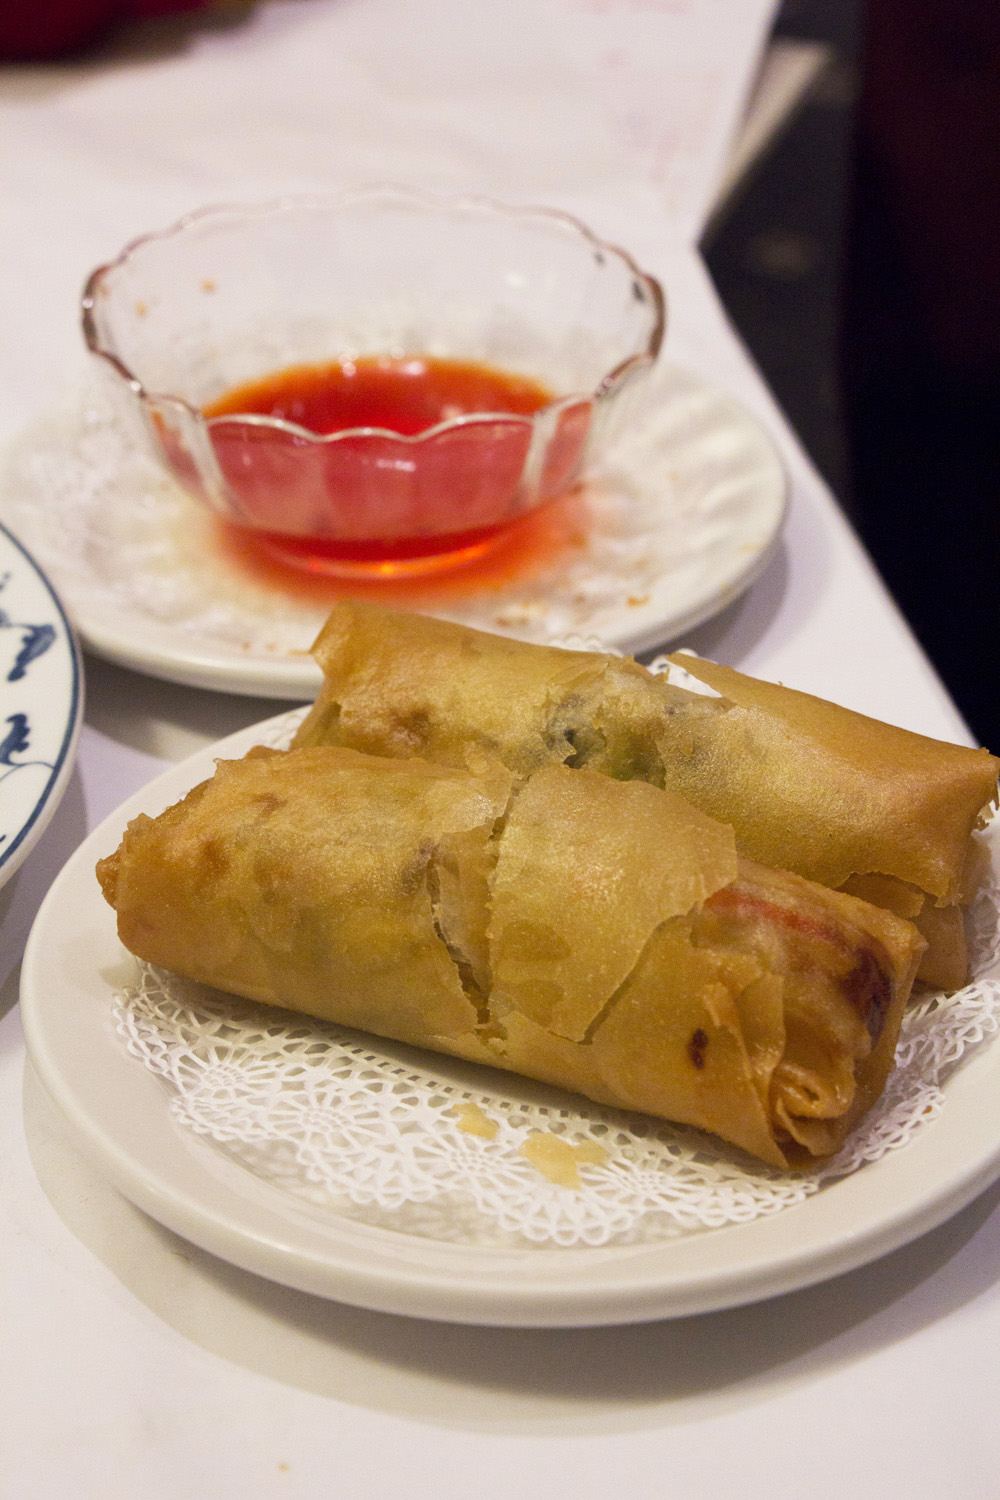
197, 355, 591, 576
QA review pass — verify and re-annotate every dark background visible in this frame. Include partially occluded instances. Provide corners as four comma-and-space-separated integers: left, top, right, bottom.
704, 0, 1000, 751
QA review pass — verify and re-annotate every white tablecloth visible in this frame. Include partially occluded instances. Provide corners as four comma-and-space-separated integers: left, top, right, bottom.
3, 4, 998, 1495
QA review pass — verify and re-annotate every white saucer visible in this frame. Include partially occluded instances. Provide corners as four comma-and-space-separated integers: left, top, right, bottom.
0, 521, 82, 889
0, 362, 786, 699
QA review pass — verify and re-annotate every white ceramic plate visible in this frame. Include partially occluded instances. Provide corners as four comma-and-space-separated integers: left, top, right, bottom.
20, 714, 1000, 1328
0, 521, 82, 889
0, 362, 786, 699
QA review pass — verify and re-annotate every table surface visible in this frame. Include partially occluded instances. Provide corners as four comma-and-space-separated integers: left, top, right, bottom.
2, 4, 998, 1497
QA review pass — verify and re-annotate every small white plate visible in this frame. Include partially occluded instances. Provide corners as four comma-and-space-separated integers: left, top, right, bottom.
20, 714, 1000, 1328
0, 362, 786, 699
0, 521, 82, 889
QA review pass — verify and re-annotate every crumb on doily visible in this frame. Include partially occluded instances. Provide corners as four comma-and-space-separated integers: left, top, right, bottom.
519, 1132, 608, 1188
492, 602, 550, 629
450, 1101, 499, 1140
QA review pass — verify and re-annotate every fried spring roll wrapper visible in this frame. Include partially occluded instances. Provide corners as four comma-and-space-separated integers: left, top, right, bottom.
660, 654, 994, 905
97, 747, 925, 1168
292, 601, 998, 986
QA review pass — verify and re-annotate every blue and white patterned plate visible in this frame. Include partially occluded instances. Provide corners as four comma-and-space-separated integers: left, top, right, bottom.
0, 521, 82, 889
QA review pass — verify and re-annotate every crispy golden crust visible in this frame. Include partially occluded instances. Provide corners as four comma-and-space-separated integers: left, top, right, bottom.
98, 747, 924, 1168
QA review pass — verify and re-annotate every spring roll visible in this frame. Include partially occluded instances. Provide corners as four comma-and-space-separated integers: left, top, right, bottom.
293, 600, 998, 988
97, 745, 925, 1168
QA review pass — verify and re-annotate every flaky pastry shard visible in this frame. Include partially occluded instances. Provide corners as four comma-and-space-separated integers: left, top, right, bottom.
98, 745, 925, 1168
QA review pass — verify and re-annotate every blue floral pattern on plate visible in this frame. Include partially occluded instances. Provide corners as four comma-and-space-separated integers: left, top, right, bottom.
0, 521, 82, 888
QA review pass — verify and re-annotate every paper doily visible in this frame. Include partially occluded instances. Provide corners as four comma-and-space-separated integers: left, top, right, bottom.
109, 712, 1000, 1251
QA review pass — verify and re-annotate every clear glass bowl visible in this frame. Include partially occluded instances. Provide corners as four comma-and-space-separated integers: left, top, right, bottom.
81, 187, 664, 576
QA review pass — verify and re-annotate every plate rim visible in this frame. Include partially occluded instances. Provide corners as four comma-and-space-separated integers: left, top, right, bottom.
19, 710, 1000, 1327
0, 519, 83, 887
0, 361, 787, 699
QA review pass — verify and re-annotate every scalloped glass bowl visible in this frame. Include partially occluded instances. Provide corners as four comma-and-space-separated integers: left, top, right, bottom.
81, 188, 664, 576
